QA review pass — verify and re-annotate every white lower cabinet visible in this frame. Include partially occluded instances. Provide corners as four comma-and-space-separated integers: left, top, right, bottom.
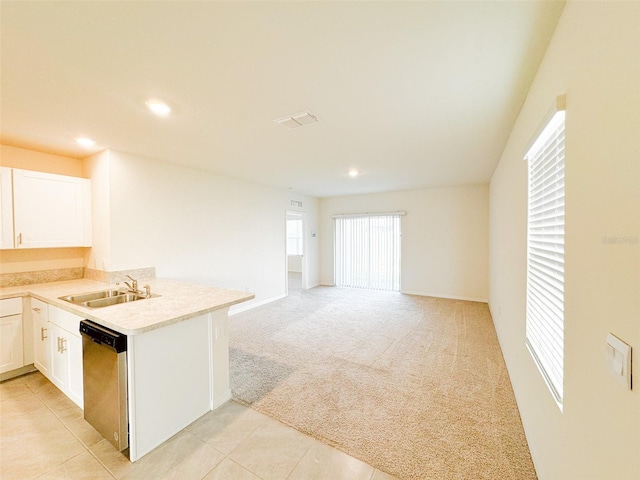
31, 298, 51, 377
48, 305, 84, 409
0, 297, 24, 374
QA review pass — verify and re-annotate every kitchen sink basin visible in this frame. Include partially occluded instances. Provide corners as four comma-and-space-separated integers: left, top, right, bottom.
59, 289, 125, 304
59, 289, 159, 308
82, 293, 149, 308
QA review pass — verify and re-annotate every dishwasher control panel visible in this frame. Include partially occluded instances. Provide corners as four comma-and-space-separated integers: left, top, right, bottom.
79, 320, 127, 353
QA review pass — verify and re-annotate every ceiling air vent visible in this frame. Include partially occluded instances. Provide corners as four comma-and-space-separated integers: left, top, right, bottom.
275, 111, 318, 129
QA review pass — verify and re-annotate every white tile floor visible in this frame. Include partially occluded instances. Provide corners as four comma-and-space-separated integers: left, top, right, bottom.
0, 372, 398, 480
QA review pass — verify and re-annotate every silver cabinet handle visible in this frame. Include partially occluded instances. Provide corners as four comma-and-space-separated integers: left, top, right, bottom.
17, 233, 23, 245
41, 327, 47, 341
59, 337, 67, 353
33, 307, 41, 313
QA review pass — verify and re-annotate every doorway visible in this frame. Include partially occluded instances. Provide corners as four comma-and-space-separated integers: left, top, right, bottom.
286, 211, 307, 294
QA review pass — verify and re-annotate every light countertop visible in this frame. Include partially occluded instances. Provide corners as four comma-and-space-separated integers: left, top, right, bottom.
0, 278, 254, 335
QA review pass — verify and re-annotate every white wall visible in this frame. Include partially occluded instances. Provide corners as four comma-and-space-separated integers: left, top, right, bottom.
489, 2, 639, 479
319, 185, 489, 302
83, 150, 112, 271
105, 150, 319, 307
0, 145, 84, 178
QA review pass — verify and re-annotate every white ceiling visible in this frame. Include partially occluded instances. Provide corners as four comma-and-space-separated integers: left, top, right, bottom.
0, 1, 565, 198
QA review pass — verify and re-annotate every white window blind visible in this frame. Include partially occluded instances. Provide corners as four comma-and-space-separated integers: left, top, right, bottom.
525, 104, 565, 407
334, 214, 401, 292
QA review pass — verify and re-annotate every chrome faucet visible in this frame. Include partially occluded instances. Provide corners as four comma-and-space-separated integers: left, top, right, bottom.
123, 275, 139, 293
119, 275, 152, 297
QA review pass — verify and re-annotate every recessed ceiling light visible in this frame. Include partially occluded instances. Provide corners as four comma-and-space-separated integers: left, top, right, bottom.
145, 99, 171, 117
348, 169, 359, 178
76, 137, 96, 147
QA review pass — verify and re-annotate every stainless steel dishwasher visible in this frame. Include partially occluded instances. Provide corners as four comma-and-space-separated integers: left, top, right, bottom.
79, 320, 128, 452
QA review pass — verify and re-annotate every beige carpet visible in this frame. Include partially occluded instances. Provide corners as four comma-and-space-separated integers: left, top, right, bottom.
229, 286, 536, 480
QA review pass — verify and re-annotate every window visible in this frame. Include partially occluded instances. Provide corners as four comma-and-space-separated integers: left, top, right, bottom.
286, 217, 303, 255
525, 96, 566, 407
334, 213, 402, 292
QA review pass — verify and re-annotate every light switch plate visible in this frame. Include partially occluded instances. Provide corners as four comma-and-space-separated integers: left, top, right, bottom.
606, 333, 632, 389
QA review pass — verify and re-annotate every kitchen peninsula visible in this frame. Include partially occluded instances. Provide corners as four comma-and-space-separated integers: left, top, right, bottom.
0, 278, 253, 461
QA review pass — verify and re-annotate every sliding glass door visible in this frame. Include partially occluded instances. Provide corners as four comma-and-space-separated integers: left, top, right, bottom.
334, 214, 401, 292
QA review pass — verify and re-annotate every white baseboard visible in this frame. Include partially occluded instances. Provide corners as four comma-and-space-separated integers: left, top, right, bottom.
400, 290, 488, 304
315, 284, 487, 303
229, 293, 287, 316
0, 364, 37, 382
212, 389, 232, 410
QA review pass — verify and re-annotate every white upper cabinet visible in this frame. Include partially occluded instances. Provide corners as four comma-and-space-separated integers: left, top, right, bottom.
0, 167, 14, 249
12, 169, 91, 248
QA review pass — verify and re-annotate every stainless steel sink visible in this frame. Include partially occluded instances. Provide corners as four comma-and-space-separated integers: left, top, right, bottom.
59, 289, 159, 308
82, 293, 149, 308
59, 289, 125, 304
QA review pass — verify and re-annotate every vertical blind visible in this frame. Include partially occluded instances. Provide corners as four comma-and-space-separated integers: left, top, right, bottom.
334, 214, 401, 292
525, 108, 565, 406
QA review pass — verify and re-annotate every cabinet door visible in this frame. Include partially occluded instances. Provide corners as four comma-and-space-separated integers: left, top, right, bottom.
13, 169, 91, 248
49, 323, 68, 392
31, 299, 51, 378
0, 314, 24, 374
48, 306, 84, 409
0, 167, 14, 249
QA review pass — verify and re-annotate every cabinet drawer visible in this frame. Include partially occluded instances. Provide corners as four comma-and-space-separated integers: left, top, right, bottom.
0, 297, 22, 317
31, 298, 49, 319
49, 306, 82, 338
